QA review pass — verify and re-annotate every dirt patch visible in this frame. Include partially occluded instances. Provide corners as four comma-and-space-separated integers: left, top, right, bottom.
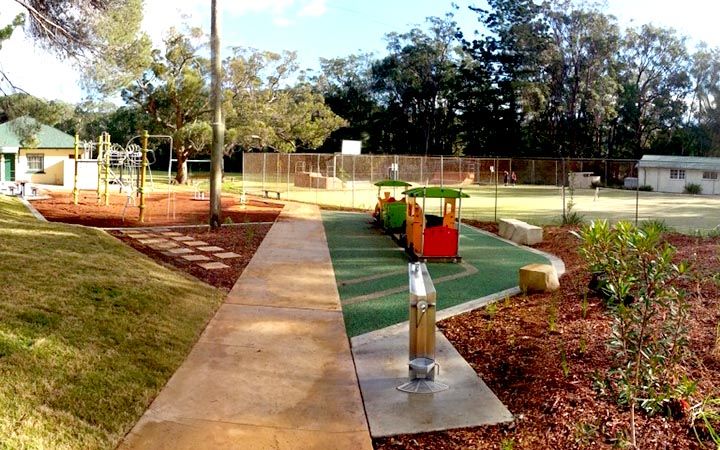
31, 191, 281, 228
375, 222, 720, 450
31, 191, 282, 291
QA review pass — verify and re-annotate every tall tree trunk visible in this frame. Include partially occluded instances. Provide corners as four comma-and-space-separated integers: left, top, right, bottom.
176, 149, 188, 184
209, 0, 225, 229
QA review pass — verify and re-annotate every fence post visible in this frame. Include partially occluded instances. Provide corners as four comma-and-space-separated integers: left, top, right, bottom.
352, 155, 356, 209
287, 153, 291, 196
531, 160, 536, 185
604, 159, 608, 186
316, 154, 320, 205
562, 159, 566, 222
440, 155, 444, 188
494, 157, 498, 222
262, 152, 266, 192
635, 160, 640, 225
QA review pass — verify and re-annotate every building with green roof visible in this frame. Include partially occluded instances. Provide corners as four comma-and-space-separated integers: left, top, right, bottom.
0, 117, 78, 187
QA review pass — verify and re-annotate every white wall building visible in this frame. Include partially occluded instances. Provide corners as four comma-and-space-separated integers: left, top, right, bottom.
638, 155, 720, 195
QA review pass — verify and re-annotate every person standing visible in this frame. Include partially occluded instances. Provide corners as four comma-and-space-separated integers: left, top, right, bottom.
511, 171, 517, 186
503, 171, 509, 186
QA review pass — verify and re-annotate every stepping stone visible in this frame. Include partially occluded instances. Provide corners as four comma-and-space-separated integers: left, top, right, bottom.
198, 262, 229, 270
122, 230, 142, 234
171, 236, 194, 241
182, 254, 211, 261
168, 248, 194, 255
150, 242, 180, 250
152, 228, 171, 232
214, 252, 241, 259
197, 246, 224, 252
130, 233, 153, 239
138, 238, 168, 244
185, 241, 208, 246
161, 232, 183, 237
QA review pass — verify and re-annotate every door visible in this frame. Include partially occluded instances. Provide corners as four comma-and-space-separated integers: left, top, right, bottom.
3, 155, 15, 181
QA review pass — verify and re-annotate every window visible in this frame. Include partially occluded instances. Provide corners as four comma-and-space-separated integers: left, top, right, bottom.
703, 171, 718, 180
670, 169, 685, 180
26, 154, 44, 172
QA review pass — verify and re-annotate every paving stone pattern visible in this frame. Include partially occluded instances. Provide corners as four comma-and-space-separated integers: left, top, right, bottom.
197, 246, 224, 252
126, 230, 235, 270
214, 252, 241, 259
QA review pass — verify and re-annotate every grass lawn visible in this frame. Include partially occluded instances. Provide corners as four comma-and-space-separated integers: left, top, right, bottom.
0, 196, 225, 449
322, 211, 548, 337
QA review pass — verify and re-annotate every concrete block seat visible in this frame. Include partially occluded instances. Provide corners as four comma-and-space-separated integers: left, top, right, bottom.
519, 263, 560, 293
498, 218, 543, 245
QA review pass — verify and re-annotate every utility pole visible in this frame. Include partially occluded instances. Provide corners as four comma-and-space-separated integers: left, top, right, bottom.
209, 0, 225, 229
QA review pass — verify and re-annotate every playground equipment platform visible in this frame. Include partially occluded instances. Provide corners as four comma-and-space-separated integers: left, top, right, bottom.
120, 202, 371, 450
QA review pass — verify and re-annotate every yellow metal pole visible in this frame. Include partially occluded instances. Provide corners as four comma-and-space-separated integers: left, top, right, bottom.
104, 133, 110, 206
72, 134, 79, 205
96, 134, 103, 204
139, 130, 149, 222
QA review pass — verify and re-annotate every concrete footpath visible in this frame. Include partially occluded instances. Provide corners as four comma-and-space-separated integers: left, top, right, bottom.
120, 203, 372, 450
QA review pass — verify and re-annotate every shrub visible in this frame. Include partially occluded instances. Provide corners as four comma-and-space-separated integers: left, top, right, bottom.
638, 185, 653, 192
684, 183, 703, 195
562, 211, 585, 226
640, 219, 672, 233
574, 220, 691, 447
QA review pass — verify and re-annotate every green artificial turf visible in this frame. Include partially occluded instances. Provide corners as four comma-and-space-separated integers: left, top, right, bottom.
322, 211, 549, 336
0, 196, 224, 449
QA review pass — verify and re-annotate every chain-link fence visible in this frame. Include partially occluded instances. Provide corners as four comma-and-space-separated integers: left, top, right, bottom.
241, 152, 720, 233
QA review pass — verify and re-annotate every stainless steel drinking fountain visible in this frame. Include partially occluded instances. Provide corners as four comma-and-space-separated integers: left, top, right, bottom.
397, 262, 449, 394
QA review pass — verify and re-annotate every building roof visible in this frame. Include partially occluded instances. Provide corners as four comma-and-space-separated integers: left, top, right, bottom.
0, 117, 75, 148
638, 154, 720, 171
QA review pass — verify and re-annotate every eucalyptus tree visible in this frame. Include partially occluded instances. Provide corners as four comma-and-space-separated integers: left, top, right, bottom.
613, 25, 692, 157
538, 3, 621, 157
223, 48, 346, 153
1, 0, 149, 96
461, 0, 550, 156
122, 28, 211, 184
316, 53, 379, 151
370, 15, 463, 155
687, 45, 720, 154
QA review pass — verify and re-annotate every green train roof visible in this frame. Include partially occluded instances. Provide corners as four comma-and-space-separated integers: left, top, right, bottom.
374, 179, 412, 187
403, 187, 470, 198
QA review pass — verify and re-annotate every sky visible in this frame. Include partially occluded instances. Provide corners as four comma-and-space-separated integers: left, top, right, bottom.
1, 0, 720, 104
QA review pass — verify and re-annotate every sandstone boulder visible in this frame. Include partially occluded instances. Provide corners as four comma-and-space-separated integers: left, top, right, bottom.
519, 263, 559, 293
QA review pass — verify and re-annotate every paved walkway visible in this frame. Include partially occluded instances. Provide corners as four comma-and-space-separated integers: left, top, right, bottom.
120, 203, 372, 450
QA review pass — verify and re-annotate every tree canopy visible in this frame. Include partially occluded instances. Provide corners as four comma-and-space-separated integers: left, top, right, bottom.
5, 0, 720, 162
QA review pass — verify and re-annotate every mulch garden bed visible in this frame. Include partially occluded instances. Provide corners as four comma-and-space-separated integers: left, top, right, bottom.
32, 191, 283, 291
109, 224, 273, 291
31, 191, 281, 227
375, 222, 720, 450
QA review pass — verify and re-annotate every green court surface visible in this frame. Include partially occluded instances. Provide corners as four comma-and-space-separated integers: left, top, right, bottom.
322, 211, 550, 337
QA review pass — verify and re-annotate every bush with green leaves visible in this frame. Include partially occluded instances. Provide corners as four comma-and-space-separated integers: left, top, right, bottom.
638, 185, 653, 191
684, 183, 703, 195
574, 220, 691, 447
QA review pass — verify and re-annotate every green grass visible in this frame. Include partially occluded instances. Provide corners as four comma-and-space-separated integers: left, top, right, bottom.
0, 196, 225, 449
322, 211, 548, 336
